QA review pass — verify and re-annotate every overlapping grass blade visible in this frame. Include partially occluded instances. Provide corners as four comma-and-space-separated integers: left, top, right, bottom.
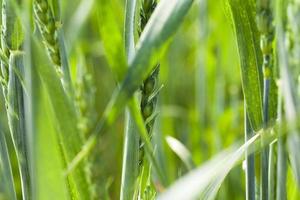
120, 0, 140, 199
227, 0, 278, 128
7, 51, 31, 199
157, 124, 283, 200
68, 0, 195, 178
27, 37, 68, 199
158, 133, 264, 200
35, 42, 91, 199
34, 89, 69, 200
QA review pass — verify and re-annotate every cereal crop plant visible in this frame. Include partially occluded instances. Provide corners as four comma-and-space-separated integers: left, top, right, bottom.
0, 0, 300, 200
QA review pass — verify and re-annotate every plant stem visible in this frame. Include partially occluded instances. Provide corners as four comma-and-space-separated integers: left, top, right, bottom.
0, 129, 17, 200
245, 109, 255, 200
276, 136, 287, 200
268, 141, 276, 200
273, 69, 286, 200
121, 109, 140, 200
257, 0, 275, 199
138, 0, 159, 169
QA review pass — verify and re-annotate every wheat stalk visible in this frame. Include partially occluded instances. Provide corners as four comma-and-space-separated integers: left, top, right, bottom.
0, 1, 31, 199
138, 0, 159, 165
257, 0, 275, 199
137, 0, 161, 199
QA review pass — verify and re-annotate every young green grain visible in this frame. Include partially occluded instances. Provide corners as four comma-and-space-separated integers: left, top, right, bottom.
33, 0, 73, 96
138, 0, 160, 169
33, 0, 62, 75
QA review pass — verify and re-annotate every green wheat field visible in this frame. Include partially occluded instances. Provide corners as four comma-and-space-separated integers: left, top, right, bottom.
0, 0, 300, 199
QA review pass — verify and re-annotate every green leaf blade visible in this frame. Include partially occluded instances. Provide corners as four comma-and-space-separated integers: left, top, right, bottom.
227, 0, 264, 131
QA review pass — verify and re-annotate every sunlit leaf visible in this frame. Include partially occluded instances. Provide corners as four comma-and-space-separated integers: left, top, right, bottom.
166, 136, 195, 171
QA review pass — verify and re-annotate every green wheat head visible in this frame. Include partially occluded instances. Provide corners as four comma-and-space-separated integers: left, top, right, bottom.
257, 0, 275, 81
138, 0, 160, 167
33, 0, 63, 77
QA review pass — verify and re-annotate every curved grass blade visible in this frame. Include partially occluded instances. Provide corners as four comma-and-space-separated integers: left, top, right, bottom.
35, 42, 91, 199
158, 133, 262, 200
157, 125, 281, 200
166, 136, 195, 171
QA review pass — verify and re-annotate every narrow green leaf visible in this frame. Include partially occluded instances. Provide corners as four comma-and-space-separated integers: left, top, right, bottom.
120, 109, 140, 200
36, 46, 91, 199
22, 20, 69, 198
97, 0, 127, 81
7, 52, 31, 199
227, 0, 264, 131
120, 1, 140, 200
34, 90, 68, 200
1, 0, 24, 51
0, 130, 17, 200
124, 0, 137, 62
158, 124, 283, 200
166, 136, 195, 171
158, 134, 262, 200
